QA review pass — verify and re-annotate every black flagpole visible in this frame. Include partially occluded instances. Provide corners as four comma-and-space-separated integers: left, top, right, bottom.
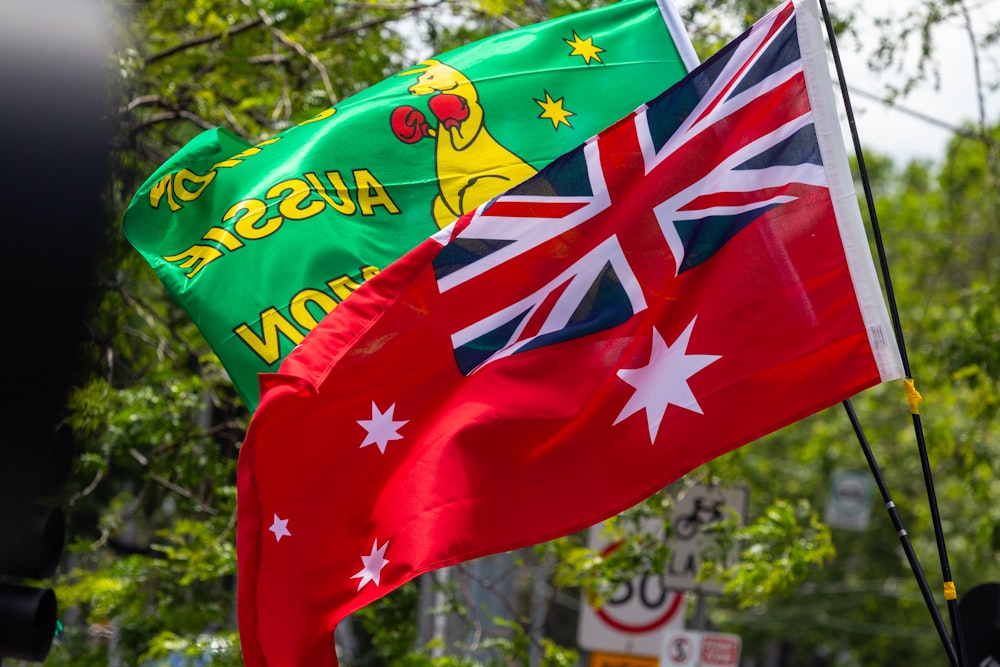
842, 400, 959, 667
816, 1, 968, 665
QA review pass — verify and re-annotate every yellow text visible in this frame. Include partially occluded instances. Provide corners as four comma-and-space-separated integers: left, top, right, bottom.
162, 169, 401, 279
233, 267, 381, 365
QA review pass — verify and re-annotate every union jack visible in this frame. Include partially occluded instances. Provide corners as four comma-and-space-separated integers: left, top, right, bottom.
431, 1, 820, 376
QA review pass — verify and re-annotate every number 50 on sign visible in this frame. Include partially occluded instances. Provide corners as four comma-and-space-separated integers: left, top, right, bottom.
577, 521, 687, 656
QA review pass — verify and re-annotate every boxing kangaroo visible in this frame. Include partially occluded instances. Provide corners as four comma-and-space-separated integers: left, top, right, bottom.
391, 60, 537, 229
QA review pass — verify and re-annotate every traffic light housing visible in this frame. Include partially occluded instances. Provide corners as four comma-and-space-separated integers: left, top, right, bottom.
0, 0, 109, 660
0, 423, 74, 662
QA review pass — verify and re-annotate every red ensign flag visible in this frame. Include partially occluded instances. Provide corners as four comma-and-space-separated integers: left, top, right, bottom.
237, 0, 904, 663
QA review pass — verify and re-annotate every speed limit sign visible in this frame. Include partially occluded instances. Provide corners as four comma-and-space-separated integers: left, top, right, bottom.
577, 521, 687, 656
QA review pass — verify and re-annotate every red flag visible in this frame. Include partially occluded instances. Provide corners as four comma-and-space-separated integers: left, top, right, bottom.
237, 1, 904, 663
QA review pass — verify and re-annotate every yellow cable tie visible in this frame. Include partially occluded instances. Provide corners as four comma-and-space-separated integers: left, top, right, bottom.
943, 581, 957, 600
904, 378, 923, 415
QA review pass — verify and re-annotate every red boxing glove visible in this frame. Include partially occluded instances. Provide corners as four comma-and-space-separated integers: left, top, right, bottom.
390, 105, 431, 144
428, 94, 470, 129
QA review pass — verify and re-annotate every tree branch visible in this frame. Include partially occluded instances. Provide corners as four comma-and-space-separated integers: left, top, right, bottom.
323, 13, 418, 41
273, 26, 337, 105
128, 109, 216, 137
129, 448, 219, 515
144, 15, 267, 66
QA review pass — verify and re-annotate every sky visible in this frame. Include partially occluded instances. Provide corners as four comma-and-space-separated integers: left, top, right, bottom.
667, 0, 1000, 165
810, 0, 1000, 164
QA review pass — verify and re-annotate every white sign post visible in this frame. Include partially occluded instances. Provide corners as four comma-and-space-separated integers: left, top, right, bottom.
577, 521, 687, 656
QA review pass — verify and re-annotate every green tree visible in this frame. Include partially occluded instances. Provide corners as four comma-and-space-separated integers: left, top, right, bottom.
38, 0, 1000, 666
51, 1, 450, 664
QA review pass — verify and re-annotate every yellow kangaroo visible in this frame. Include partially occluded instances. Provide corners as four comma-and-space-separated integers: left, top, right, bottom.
395, 60, 537, 229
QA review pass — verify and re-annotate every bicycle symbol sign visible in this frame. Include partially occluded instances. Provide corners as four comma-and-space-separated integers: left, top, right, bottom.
663, 484, 749, 594
674, 497, 726, 541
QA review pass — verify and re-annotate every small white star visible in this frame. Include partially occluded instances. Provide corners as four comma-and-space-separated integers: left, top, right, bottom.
614, 318, 721, 443
268, 514, 291, 542
358, 402, 408, 454
351, 538, 390, 591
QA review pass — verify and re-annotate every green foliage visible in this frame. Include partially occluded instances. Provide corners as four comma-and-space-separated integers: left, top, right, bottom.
484, 618, 578, 667
707, 499, 835, 607
142, 631, 241, 667
51, 0, 1000, 666
542, 492, 681, 607
350, 582, 423, 666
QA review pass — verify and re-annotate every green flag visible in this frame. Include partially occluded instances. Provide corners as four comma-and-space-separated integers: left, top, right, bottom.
123, 0, 697, 410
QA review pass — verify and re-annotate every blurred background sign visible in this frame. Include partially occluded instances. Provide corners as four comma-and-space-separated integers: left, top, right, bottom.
824, 470, 875, 531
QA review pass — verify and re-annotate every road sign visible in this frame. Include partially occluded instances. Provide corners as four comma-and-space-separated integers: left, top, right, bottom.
577, 520, 687, 656
588, 651, 659, 667
662, 630, 742, 667
824, 470, 874, 531
663, 484, 748, 593
662, 631, 698, 666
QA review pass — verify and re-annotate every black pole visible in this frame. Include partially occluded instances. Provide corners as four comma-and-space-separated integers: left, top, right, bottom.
906, 385, 968, 664
817, 1, 967, 665
842, 400, 958, 667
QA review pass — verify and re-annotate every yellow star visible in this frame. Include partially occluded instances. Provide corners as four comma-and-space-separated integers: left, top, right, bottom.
564, 32, 605, 65
535, 91, 575, 130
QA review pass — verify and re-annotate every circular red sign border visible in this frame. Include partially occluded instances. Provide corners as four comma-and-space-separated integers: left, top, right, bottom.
593, 541, 684, 633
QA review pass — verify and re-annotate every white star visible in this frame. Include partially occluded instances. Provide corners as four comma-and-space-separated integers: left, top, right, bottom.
268, 514, 291, 542
351, 538, 390, 591
614, 318, 721, 443
358, 402, 408, 454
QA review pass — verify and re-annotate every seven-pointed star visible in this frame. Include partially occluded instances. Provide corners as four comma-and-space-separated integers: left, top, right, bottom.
614, 318, 722, 443
351, 539, 390, 591
534, 91, 575, 130
358, 401, 408, 454
268, 514, 291, 542
564, 32, 604, 64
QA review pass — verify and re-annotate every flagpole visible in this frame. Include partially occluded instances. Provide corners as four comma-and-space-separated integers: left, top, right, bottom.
841, 400, 959, 667
816, 2, 968, 666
